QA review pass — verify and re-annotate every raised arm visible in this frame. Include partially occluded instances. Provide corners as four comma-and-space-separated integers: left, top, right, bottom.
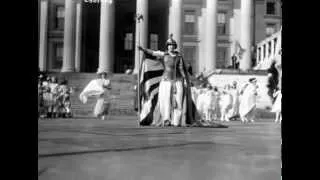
138, 46, 165, 57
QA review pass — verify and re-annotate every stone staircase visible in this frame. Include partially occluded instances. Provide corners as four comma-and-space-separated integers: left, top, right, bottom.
48, 73, 137, 118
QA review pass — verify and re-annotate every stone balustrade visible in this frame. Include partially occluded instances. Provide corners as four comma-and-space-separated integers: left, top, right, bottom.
254, 27, 282, 70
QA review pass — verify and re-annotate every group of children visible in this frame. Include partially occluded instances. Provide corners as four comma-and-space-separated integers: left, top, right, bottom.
192, 81, 241, 123
38, 73, 73, 118
193, 77, 281, 124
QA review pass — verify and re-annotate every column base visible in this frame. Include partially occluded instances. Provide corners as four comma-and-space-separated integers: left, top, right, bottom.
61, 67, 75, 72
97, 67, 113, 74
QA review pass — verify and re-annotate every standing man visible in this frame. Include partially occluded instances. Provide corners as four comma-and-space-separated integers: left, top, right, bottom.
186, 62, 193, 76
138, 34, 193, 126
231, 54, 237, 69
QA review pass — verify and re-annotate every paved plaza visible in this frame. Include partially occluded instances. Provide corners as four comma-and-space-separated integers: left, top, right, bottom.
38, 116, 281, 180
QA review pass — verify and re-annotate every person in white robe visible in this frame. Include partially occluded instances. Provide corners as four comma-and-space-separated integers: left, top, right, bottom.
271, 89, 281, 123
219, 85, 233, 122
79, 70, 111, 120
239, 78, 258, 123
229, 81, 240, 120
196, 83, 209, 120
202, 85, 215, 121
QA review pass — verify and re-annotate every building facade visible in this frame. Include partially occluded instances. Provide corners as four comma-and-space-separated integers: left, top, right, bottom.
38, 0, 282, 74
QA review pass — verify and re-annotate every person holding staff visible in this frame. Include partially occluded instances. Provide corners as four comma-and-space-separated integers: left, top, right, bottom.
138, 34, 192, 126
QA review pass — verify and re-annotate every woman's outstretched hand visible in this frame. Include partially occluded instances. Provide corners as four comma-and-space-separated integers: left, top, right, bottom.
138, 46, 144, 51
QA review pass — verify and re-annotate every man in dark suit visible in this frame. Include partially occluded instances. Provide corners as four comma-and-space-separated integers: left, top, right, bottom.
231, 55, 239, 69
187, 62, 193, 76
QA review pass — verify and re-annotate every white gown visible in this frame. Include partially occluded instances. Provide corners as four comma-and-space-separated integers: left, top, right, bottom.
79, 79, 111, 117
271, 90, 281, 113
239, 83, 257, 118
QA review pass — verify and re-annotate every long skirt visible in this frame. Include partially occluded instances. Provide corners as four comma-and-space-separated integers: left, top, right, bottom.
241, 106, 256, 122
158, 79, 184, 126
94, 98, 105, 117
271, 92, 281, 113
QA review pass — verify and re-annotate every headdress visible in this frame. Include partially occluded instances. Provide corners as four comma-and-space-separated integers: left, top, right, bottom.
165, 34, 177, 49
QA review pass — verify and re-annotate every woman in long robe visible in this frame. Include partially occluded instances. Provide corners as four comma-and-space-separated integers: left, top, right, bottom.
239, 78, 258, 123
79, 71, 111, 120
219, 85, 233, 122
271, 89, 281, 123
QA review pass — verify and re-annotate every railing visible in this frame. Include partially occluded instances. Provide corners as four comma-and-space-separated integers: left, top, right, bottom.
254, 27, 281, 70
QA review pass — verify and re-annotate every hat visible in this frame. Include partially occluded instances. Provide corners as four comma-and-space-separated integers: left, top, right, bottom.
165, 34, 177, 49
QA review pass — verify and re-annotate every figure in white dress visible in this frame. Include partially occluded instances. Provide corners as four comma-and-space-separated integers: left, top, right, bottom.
219, 84, 233, 122
79, 70, 112, 120
239, 78, 258, 123
271, 89, 281, 123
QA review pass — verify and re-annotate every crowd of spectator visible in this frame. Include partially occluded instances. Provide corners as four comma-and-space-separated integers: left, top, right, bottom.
38, 72, 73, 118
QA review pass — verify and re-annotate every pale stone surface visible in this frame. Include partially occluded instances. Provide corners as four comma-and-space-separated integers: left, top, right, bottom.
39, 0, 48, 72
75, 2, 82, 72
38, 116, 281, 180
205, 0, 218, 71
240, 0, 253, 71
168, 0, 183, 51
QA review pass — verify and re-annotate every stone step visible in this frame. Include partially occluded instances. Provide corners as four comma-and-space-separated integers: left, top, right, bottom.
47, 73, 137, 117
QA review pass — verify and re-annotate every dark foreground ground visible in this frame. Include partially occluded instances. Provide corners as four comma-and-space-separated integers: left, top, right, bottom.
38, 116, 281, 180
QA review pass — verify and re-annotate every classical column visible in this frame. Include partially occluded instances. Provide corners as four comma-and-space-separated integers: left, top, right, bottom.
98, 0, 115, 73
240, 0, 253, 71
61, 0, 76, 72
168, 0, 183, 51
265, 42, 269, 60
75, 1, 82, 72
133, 0, 148, 74
39, 0, 48, 72
205, 0, 218, 71
198, 7, 206, 73
270, 39, 275, 58
256, 47, 260, 64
